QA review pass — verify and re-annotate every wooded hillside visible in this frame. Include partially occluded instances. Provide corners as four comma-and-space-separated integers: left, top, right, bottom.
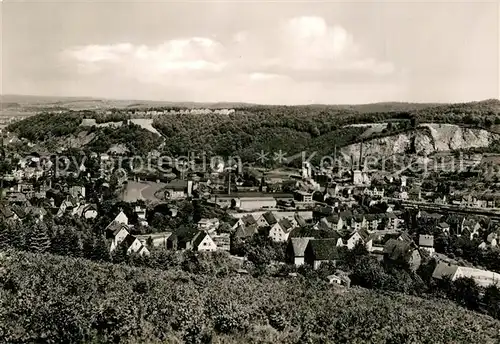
1, 250, 499, 344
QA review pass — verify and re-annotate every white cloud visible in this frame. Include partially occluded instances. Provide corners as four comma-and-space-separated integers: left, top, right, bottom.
61, 16, 397, 102
65, 43, 133, 63
63, 37, 225, 85
249, 72, 288, 81
271, 16, 388, 74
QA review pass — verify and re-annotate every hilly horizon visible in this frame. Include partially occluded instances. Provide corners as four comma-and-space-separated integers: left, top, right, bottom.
2, 94, 499, 112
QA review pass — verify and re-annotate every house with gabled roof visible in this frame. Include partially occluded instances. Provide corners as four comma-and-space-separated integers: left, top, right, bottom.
56, 196, 80, 218
287, 237, 314, 266
383, 239, 421, 271
122, 234, 142, 254
365, 214, 382, 231
385, 212, 402, 231
257, 211, 278, 227
344, 228, 370, 250
304, 239, 343, 270
461, 218, 481, 239
432, 262, 500, 288
314, 219, 331, 232
197, 218, 219, 233
136, 232, 172, 248
324, 214, 343, 231
192, 231, 217, 252
106, 210, 129, 230
108, 222, 130, 252
269, 218, 294, 242
365, 230, 412, 253
232, 214, 257, 231
418, 234, 435, 255
122, 234, 150, 256
326, 272, 351, 288
234, 222, 259, 239
438, 222, 450, 234
82, 204, 98, 219
350, 215, 366, 231
164, 179, 192, 199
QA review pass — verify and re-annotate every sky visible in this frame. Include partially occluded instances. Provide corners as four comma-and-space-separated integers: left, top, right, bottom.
1, 0, 499, 104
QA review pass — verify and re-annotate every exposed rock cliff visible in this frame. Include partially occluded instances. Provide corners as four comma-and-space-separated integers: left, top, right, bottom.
339, 124, 499, 162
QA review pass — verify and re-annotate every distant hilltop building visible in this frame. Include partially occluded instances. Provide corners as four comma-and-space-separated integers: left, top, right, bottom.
131, 108, 235, 116
94, 108, 236, 118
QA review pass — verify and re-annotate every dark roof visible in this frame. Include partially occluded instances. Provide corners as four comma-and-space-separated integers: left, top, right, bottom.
339, 211, 353, 220
123, 234, 139, 248
177, 228, 200, 243
278, 218, 294, 233
294, 213, 307, 227
385, 212, 397, 219
107, 221, 129, 237
383, 239, 416, 261
381, 231, 413, 244
308, 239, 342, 261
315, 206, 333, 216
329, 231, 343, 242
165, 179, 188, 191
235, 223, 259, 238
290, 237, 313, 257
242, 214, 257, 226
167, 233, 178, 242
316, 220, 331, 231
326, 214, 340, 224
365, 214, 381, 221
356, 228, 370, 241
192, 231, 210, 248
353, 214, 365, 222
85, 203, 98, 211
262, 211, 277, 225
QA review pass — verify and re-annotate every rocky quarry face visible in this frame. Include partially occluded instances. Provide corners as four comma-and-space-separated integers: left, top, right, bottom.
339, 123, 499, 163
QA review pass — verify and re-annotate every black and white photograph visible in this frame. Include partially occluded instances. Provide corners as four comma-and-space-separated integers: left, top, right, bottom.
0, 0, 500, 343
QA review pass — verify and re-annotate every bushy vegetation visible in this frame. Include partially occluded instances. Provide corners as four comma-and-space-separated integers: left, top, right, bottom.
7, 100, 500, 163
7, 112, 83, 141
151, 100, 499, 161
152, 109, 395, 160
1, 249, 500, 344
88, 123, 164, 155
